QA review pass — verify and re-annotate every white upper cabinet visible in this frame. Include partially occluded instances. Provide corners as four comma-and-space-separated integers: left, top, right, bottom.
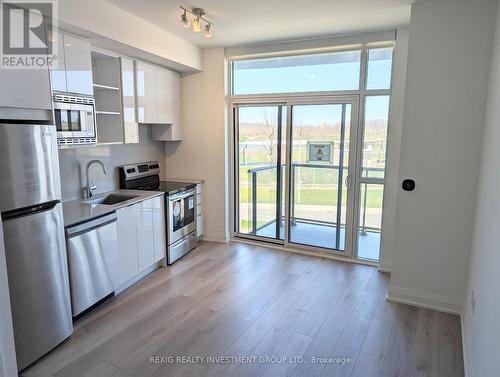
136, 61, 181, 140
136, 61, 158, 124
156, 68, 174, 124
121, 57, 139, 144
50, 29, 67, 93
171, 72, 181, 139
0, 21, 51, 120
63, 34, 93, 95
0, 68, 52, 113
49, 30, 93, 96
152, 70, 181, 141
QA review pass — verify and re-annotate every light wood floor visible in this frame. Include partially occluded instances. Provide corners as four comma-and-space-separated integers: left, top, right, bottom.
22, 241, 464, 377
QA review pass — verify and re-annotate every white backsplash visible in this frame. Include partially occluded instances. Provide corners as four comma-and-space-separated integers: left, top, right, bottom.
58, 126, 165, 201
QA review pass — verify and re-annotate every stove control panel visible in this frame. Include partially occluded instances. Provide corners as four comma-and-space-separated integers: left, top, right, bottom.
120, 161, 161, 181
138, 164, 149, 173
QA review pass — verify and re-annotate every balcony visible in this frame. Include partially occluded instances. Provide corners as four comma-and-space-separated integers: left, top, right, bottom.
239, 163, 383, 260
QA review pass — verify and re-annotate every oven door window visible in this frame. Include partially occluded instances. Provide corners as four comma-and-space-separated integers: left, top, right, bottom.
172, 200, 184, 231
171, 194, 195, 232
183, 195, 195, 226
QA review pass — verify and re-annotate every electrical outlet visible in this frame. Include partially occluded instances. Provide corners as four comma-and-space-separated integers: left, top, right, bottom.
471, 289, 476, 315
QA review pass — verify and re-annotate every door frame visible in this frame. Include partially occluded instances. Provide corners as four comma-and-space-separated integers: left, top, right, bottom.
230, 95, 362, 260
284, 96, 360, 258
231, 99, 288, 246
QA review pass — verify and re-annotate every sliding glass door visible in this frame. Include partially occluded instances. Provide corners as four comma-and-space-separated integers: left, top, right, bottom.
234, 104, 286, 241
288, 100, 357, 254
234, 97, 359, 256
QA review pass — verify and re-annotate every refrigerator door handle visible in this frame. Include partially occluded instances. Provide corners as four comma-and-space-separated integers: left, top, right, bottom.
1, 200, 59, 222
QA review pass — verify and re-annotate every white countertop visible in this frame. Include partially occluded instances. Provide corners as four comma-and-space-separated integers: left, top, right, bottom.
62, 189, 164, 227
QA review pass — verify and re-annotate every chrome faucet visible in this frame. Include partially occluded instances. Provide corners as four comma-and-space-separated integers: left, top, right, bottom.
85, 160, 108, 198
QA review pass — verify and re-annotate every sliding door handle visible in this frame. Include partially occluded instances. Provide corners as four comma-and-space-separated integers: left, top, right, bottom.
345, 174, 352, 190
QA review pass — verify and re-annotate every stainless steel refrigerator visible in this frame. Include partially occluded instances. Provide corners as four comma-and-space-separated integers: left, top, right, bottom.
0, 123, 73, 371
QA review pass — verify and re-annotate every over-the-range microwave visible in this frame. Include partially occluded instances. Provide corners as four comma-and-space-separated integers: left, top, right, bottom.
53, 94, 97, 145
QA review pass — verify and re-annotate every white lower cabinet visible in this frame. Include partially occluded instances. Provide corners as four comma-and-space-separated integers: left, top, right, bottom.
152, 196, 167, 262
116, 196, 166, 289
197, 211, 203, 238
196, 183, 204, 238
116, 205, 139, 287
135, 199, 155, 272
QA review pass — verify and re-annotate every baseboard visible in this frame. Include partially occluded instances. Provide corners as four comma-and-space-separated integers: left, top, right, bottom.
461, 314, 471, 377
231, 237, 379, 268
202, 231, 229, 243
378, 261, 392, 273
387, 284, 463, 314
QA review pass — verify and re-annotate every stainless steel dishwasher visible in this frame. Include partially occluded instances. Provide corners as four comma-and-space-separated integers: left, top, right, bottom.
65, 212, 119, 317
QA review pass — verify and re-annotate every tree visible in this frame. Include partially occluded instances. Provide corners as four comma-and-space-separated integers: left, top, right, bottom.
260, 108, 277, 164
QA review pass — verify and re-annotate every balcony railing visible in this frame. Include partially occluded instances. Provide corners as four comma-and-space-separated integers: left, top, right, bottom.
244, 163, 384, 236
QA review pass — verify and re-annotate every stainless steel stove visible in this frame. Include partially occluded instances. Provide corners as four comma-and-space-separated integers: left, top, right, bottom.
119, 161, 198, 265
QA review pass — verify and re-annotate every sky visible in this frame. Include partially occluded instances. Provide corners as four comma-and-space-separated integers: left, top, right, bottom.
238, 95, 390, 126
234, 48, 392, 123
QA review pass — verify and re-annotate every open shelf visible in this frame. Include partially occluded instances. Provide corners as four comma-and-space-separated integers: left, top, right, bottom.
92, 50, 125, 144
94, 87, 121, 112
96, 110, 121, 115
96, 112, 124, 144
91, 51, 121, 89
93, 83, 120, 91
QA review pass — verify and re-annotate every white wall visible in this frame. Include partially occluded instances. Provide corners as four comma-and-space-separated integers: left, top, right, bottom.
388, 0, 497, 313
462, 3, 500, 376
0, 222, 17, 376
59, 127, 165, 201
164, 48, 229, 241
57, 0, 202, 72
378, 27, 409, 272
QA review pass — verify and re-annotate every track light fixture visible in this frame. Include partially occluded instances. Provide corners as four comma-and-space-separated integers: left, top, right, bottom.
179, 6, 213, 38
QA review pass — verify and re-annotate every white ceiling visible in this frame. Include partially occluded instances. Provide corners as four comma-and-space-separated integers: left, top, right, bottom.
106, 0, 414, 48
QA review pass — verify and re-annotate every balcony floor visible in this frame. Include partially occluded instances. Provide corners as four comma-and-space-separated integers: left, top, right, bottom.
256, 220, 380, 260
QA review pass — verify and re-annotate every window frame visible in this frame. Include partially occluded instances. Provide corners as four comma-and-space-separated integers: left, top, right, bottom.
228, 42, 395, 99
230, 48, 364, 96
228, 41, 396, 264
366, 47, 395, 91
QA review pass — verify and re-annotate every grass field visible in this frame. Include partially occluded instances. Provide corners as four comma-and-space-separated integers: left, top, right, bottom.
239, 164, 384, 208
239, 186, 383, 208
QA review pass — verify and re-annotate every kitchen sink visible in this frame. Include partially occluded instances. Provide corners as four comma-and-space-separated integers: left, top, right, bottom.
84, 194, 138, 205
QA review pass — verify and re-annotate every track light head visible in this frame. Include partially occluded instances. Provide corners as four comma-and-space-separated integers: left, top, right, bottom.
204, 23, 212, 38
180, 11, 190, 28
192, 17, 201, 32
